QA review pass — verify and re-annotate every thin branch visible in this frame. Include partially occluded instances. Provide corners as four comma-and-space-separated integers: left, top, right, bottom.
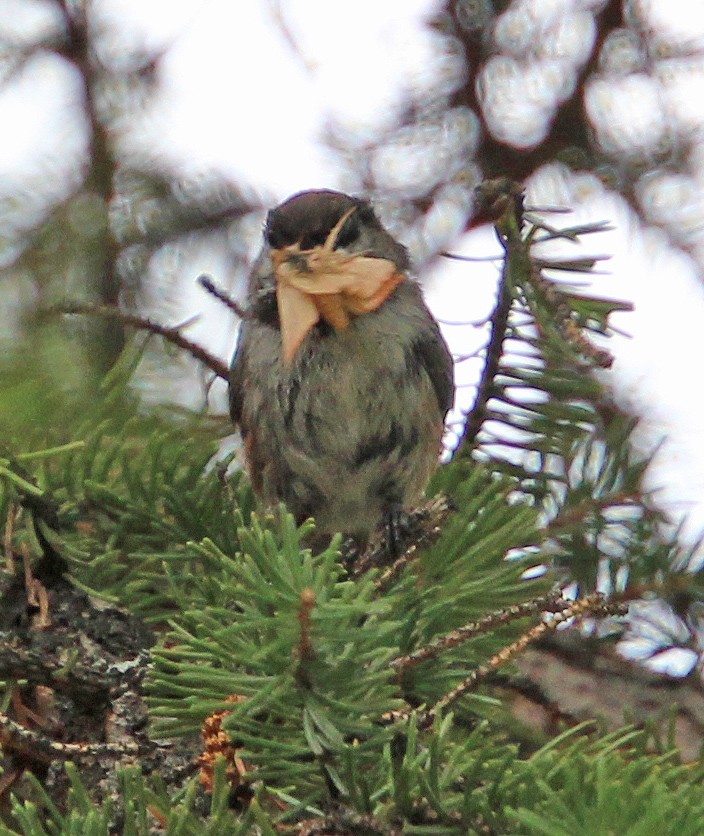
440, 252, 503, 262
452, 183, 528, 457
390, 592, 569, 672
52, 303, 230, 381
57, 0, 124, 368
198, 274, 248, 319
0, 712, 138, 762
413, 593, 627, 728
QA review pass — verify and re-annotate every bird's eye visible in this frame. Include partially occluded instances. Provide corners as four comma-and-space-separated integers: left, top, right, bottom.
299, 228, 329, 250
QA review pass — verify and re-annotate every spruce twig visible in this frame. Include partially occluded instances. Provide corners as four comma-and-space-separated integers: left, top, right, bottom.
453, 185, 521, 457
411, 593, 627, 728
390, 591, 569, 672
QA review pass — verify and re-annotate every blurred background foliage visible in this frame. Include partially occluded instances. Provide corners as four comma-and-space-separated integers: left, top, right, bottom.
1, 0, 702, 389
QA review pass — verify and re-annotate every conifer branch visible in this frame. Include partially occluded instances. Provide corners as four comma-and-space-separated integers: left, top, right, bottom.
524, 260, 616, 368
413, 593, 627, 728
389, 591, 569, 672
454, 261, 512, 455
454, 182, 523, 457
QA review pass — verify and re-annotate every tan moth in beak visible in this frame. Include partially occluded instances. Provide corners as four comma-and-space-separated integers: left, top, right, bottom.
272, 208, 405, 363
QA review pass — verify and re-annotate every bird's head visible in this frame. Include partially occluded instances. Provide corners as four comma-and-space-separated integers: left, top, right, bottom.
258, 190, 410, 364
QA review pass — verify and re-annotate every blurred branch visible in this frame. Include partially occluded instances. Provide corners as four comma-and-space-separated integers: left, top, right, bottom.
444, 0, 625, 184
55, 0, 124, 369
51, 304, 230, 381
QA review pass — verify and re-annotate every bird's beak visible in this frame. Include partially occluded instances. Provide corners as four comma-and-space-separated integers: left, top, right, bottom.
272, 220, 404, 364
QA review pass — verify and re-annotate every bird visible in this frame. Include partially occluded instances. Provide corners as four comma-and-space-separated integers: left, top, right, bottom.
229, 189, 454, 549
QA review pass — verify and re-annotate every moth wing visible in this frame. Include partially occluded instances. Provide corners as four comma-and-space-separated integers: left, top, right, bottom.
276, 282, 321, 364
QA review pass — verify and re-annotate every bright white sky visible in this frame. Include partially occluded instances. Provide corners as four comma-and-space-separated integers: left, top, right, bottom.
1, 0, 704, 556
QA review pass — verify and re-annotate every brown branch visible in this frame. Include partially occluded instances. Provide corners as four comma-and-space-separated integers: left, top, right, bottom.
411, 593, 627, 728
0, 711, 138, 762
198, 274, 248, 319
444, 0, 626, 186
454, 264, 511, 455
53, 303, 230, 381
390, 592, 569, 672
512, 632, 704, 760
56, 1, 125, 369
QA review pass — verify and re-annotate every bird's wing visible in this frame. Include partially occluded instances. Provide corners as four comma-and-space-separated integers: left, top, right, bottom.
408, 327, 455, 419
228, 323, 249, 425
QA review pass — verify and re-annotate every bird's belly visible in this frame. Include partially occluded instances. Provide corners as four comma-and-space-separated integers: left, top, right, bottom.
246, 361, 442, 538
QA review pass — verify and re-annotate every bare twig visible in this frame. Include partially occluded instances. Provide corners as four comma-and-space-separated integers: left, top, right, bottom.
198, 274, 248, 319
390, 592, 569, 672
412, 593, 627, 728
0, 711, 138, 762
53, 303, 230, 380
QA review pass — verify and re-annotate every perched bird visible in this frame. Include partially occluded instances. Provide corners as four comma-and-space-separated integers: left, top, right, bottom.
229, 189, 454, 546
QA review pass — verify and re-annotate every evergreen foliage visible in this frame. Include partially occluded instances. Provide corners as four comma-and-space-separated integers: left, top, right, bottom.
2, 201, 704, 832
